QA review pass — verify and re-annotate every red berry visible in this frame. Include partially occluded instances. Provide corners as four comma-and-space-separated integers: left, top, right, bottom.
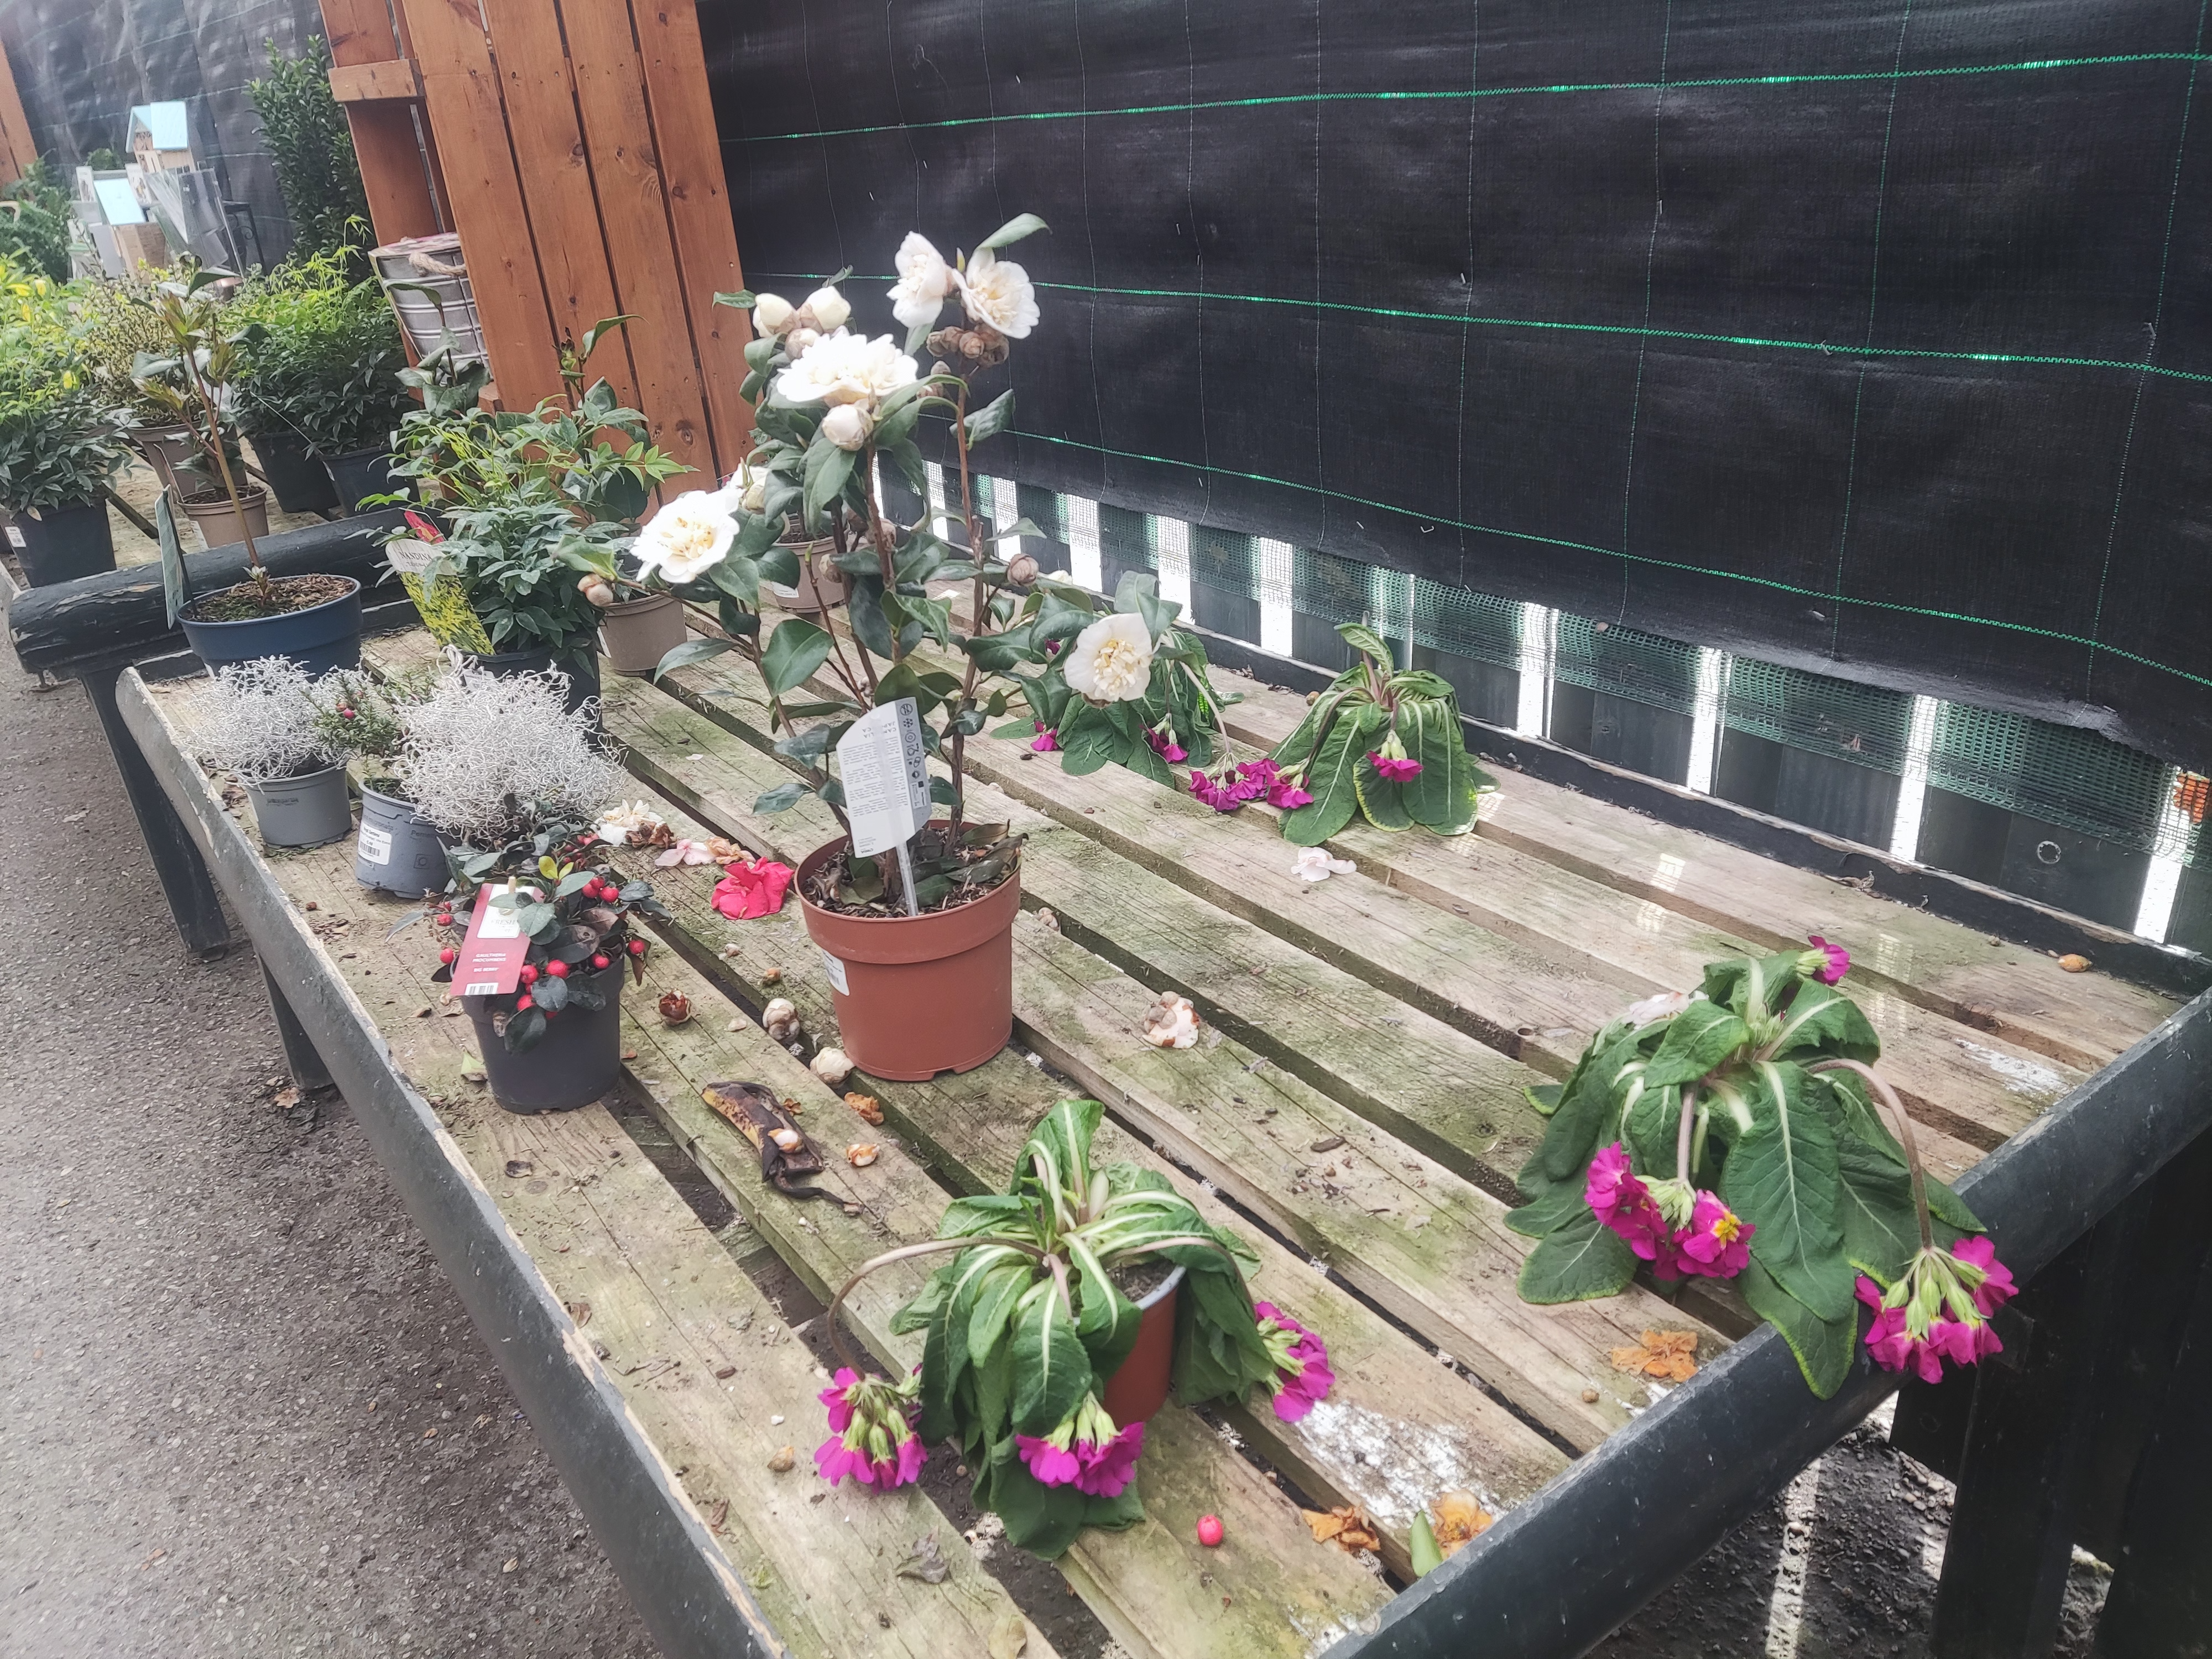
546, 960, 570, 979
628, 939, 646, 957
518, 964, 538, 984
515, 994, 533, 1010
1196, 1515, 1224, 1548
591, 953, 610, 970
439, 947, 456, 964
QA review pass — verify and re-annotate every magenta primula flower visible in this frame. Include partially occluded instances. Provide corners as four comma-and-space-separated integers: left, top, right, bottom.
1952, 1233, 2016, 1316
1266, 773, 1314, 810
1255, 1301, 1336, 1421
1190, 769, 1239, 810
1074, 1421, 1146, 1495
1030, 722, 1060, 752
1190, 759, 1284, 811
1855, 1235, 2015, 1383
1803, 935, 1851, 985
814, 1369, 925, 1490
1019, 1395, 1145, 1496
1366, 750, 1422, 782
1015, 1431, 1082, 1487
1674, 1191, 1755, 1279
1145, 727, 1188, 764
1585, 1142, 1682, 1274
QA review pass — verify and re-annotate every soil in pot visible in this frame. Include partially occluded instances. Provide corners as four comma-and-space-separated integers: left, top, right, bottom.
244, 760, 354, 849
796, 827, 1021, 1080
179, 573, 364, 676
322, 448, 394, 514
354, 780, 450, 896
598, 590, 689, 676
1099, 1262, 1185, 1427
181, 486, 273, 549
11, 499, 116, 586
463, 959, 627, 1113
248, 430, 340, 514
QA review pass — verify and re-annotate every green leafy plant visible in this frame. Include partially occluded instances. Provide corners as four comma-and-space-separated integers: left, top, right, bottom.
0, 159, 74, 281
815, 1099, 1332, 1557
0, 324, 129, 512
1268, 622, 1494, 843
248, 36, 371, 263
1509, 942, 2016, 1397
232, 248, 411, 454
86, 148, 122, 171
70, 267, 181, 427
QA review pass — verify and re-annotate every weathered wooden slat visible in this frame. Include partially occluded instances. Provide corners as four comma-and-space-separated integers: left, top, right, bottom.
327, 58, 423, 102
1212, 671, 2178, 1071
586, 673, 1731, 1452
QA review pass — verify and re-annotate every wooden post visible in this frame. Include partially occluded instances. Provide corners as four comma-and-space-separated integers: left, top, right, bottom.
0, 38, 37, 186
318, 0, 442, 244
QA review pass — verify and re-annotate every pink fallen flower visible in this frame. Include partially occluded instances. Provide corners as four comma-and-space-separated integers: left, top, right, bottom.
1804, 935, 1851, 985
1674, 1191, 1755, 1280
712, 857, 795, 920
1585, 1142, 1681, 1274
1030, 722, 1060, 752
1256, 1301, 1336, 1421
1267, 773, 1314, 809
1145, 728, 1187, 764
1367, 750, 1423, 782
655, 837, 717, 867
814, 1369, 926, 1490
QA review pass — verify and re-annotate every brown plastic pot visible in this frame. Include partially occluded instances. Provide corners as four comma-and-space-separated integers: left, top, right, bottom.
768, 538, 846, 613
598, 590, 688, 675
1099, 1265, 1185, 1427
795, 830, 1020, 1081
182, 486, 272, 549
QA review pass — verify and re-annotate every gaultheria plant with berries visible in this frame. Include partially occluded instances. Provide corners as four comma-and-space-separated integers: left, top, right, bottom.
1511, 939, 2013, 1396
1267, 623, 1494, 843
817, 1099, 1332, 1557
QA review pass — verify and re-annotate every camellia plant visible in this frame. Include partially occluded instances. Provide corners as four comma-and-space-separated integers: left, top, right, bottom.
816, 1099, 1334, 1556
1510, 940, 2015, 1395
1267, 622, 1493, 843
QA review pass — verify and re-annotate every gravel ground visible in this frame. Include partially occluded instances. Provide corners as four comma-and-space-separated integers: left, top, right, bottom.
0, 626, 2112, 1659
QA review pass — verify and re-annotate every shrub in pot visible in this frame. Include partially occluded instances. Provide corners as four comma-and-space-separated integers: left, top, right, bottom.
0, 346, 131, 586
304, 665, 450, 895
679, 217, 1220, 1078
815, 1099, 1334, 1557
132, 264, 363, 672
180, 655, 354, 848
70, 265, 195, 484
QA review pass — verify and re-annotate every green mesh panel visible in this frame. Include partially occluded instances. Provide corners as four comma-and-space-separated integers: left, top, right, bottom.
1292, 547, 1374, 622
1724, 660, 1914, 775
1408, 578, 1522, 669
1931, 705, 2181, 857
1553, 617, 1701, 717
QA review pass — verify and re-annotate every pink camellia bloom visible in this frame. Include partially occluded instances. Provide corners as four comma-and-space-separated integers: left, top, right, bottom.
1074, 1421, 1146, 1496
1674, 1191, 1755, 1279
1585, 1143, 1680, 1272
1030, 722, 1061, 752
1367, 751, 1423, 782
1255, 1301, 1335, 1421
1804, 935, 1851, 985
815, 1369, 925, 1490
712, 857, 795, 920
1145, 728, 1188, 764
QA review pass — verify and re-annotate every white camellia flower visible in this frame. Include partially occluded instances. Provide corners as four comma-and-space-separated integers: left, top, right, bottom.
632, 483, 744, 585
594, 800, 666, 847
820, 404, 873, 451
805, 285, 851, 331
888, 232, 957, 330
1063, 612, 1154, 702
1290, 847, 1357, 884
955, 246, 1040, 338
784, 326, 821, 358
753, 293, 795, 333
773, 330, 919, 409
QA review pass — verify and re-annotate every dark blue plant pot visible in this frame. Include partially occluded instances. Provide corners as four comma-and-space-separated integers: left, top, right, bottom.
466, 645, 602, 721
12, 499, 116, 586
322, 448, 394, 514
178, 577, 364, 676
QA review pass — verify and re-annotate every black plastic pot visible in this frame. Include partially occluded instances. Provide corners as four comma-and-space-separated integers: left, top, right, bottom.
322, 448, 394, 514
463, 960, 627, 1114
179, 576, 364, 676
354, 782, 450, 897
11, 500, 117, 586
251, 430, 340, 514
466, 646, 602, 719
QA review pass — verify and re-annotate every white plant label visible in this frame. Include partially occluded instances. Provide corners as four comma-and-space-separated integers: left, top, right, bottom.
820, 950, 851, 995
837, 697, 931, 859
383, 536, 437, 575
3, 525, 23, 549
356, 823, 393, 865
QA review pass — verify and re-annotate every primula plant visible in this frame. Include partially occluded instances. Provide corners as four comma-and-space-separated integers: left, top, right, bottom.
816, 1099, 1333, 1557
1511, 939, 2015, 1396
1268, 622, 1493, 843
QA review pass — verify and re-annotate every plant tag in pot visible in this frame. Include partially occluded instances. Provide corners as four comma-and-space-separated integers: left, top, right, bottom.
455, 881, 531, 997
837, 698, 930, 858
4, 525, 22, 548
357, 822, 393, 864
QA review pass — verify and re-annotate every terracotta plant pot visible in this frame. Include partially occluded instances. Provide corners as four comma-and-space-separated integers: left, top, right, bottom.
181, 486, 272, 550
598, 590, 688, 676
767, 538, 846, 614
1099, 1265, 1185, 1427
463, 959, 627, 1114
795, 830, 1020, 1081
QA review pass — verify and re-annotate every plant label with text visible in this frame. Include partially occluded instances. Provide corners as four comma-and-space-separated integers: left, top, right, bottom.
455, 881, 530, 998
838, 697, 931, 859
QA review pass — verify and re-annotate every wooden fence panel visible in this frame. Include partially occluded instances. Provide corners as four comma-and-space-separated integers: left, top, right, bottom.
318, 0, 443, 244
0, 39, 37, 185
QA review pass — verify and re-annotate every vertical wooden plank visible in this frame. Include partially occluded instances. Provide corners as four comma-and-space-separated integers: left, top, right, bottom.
317, 0, 442, 243
0, 39, 38, 184
383, 0, 453, 227
556, 0, 716, 483
478, 0, 640, 408
392, 0, 564, 408
630, 0, 755, 475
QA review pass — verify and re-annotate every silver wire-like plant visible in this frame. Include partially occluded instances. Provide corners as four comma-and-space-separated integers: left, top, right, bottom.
398, 662, 623, 843
184, 656, 337, 784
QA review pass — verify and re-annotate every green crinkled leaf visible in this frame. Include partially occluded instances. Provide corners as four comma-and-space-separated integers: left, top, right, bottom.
1516, 1207, 1639, 1303
1740, 1260, 1860, 1399
1767, 980, 1881, 1063
1834, 1129, 1924, 1287
1641, 999, 1752, 1088
1398, 695, 1483, 834
760, 617, 833, 696
1354, 752, 1416, 830
1532, 1026, 1647, 1182
979, 1444, 1094, 1559
1505, 1172, 1589, 1240
1056, 702, 1123, 776
1721, 1061, 1854, 1321
1337, 621, 1394, 665
1009, 1281, 1091, 1437
1524, 1082, 1563, 1117
1281, 702, 1386, 846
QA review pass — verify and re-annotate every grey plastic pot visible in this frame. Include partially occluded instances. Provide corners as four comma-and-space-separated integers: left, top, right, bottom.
463, 960, 627, 1114
11, 499, 117, 586
322, 448, 394, 514
598, 591, 688, 675
179, 576, 364, 677
134, 424, 199, 494
354, 782, 450, 898
243, 761, 354, 848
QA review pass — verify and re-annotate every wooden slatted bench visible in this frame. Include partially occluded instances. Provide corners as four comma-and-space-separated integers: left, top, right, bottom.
98, 609, 2212, 1659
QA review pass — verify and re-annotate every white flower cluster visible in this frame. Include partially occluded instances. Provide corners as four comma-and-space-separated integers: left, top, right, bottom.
1063, 612, 1155, 703
887, 233, 1039, 339
773, 330, 919, 451
399, 662, 624, 842
185, 655, 336, 784
633, 482, 744, 585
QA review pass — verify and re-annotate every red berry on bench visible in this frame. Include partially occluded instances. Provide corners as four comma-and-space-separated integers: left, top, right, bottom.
1197, 1515, 1223, 1547
439, 947, 456, 964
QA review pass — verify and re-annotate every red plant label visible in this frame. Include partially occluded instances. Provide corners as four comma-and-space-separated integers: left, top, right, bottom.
455, 881, 531, 997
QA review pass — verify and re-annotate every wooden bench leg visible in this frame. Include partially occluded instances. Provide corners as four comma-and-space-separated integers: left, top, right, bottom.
263, 962, 335, 1093
2089, 1241, 2212, 1657
1930, 1206, 2141, 1659
82, 665, 231, 957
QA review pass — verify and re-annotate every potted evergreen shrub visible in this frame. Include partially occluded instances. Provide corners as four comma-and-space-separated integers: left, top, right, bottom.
72, 266, 200, 489
815, 1099, 1333, 1556
134, 266, 365, 674
0, 306, 131, 586
246, 36, 371, 267
403, 661, 659, 1112
181, 656, 354, 848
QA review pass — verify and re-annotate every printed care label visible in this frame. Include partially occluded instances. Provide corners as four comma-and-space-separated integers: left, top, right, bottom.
836, 697, 931, 859
4, 524, 23, 549
455, 882, 531, 998
819, 949, 851, 995
356, 822, 393, 865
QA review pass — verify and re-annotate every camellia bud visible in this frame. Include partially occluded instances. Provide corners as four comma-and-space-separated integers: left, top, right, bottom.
753, 292, 795, 333
784, 326, 820, 357
821, 403, 873, 452
805, 285, 851, 331
741, 478, 766, 514
1005, 553, 1039, 587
